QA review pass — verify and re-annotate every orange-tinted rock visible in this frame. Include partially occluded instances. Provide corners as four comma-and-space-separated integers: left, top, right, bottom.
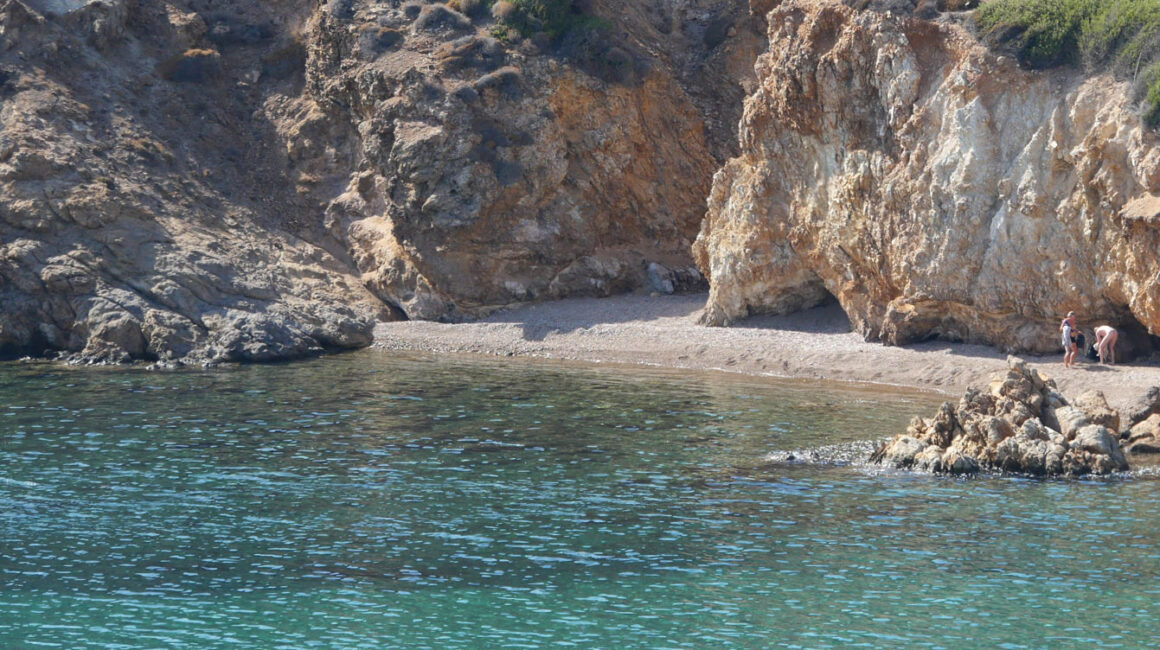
0, 0, 764, 362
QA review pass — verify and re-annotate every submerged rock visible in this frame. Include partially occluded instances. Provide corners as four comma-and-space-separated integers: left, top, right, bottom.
870, 357, 1129, 477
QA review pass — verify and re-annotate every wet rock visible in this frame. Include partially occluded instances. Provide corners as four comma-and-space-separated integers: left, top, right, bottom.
872, 357, 1129, 476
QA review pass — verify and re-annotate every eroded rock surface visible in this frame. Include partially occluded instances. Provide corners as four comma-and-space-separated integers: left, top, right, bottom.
0, 0, 763, 362
0, 0, 386, 364
316, 0, 766, 321
696, 0, 1160, 356
871, 357, 1129, 476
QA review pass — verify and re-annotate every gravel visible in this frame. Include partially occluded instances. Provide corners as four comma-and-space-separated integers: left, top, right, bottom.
374, 293, 1160, 413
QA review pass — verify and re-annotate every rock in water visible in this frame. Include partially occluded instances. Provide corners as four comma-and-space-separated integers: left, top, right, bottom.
870, 357, 1128, 477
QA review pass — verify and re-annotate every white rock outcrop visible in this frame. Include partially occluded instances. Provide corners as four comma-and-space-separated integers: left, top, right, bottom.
696, 0, 1160, 355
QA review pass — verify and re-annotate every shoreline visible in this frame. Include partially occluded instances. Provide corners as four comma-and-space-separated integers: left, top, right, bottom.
373, 293, 1160, 416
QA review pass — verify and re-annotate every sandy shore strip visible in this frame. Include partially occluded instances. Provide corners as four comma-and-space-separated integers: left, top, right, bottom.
373, 293, 1160, 414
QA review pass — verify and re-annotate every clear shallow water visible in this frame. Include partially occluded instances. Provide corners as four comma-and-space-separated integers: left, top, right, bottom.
2, 352, 1159, 648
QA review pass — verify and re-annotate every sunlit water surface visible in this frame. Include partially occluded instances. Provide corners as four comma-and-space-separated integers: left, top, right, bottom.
2, 352, 1160, 648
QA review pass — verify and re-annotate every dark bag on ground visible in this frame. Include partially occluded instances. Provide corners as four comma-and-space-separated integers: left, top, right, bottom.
1078, 332, 1099, 360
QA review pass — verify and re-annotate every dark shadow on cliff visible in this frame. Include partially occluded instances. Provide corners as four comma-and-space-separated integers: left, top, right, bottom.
730, 300, 1020, 362
730, 299, 852, 335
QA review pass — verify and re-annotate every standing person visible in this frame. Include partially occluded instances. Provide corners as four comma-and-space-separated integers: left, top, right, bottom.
1094, 325, 1118, 364
1060, 312, 1078, 368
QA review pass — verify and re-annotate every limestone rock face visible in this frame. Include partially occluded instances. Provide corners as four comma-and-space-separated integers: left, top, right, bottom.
696, 0, 1160, 355
310, 0, 764, 322
0, 0, 763, 362
871, 357, 1129, 476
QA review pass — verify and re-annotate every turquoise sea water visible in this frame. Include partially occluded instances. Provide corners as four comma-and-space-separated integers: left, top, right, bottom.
2, 351, 1160, 648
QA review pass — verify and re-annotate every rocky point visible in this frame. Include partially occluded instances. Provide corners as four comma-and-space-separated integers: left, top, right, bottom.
871, 357, 1131, 476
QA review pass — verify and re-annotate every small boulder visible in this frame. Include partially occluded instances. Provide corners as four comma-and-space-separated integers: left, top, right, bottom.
647, 262, 675, 295
1072, 425, 1121, 459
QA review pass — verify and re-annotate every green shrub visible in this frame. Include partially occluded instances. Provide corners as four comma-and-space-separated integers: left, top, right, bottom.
1079, 1, 1160, 75
976, 0, 1093, 67
976, 0, 1160, 123
449, 0, 489, 19
977, 0, 1160, 70
1145, 62, 1160, 127
482, 0, 628, 82
490, 0, 605, 42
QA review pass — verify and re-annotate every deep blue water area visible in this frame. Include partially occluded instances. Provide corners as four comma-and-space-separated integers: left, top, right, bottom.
2, 352, 1159, 648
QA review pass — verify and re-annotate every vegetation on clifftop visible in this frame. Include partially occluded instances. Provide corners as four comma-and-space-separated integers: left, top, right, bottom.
976, 0, 1160, 125
487, 0, 603, 42
447, 0, 632, 81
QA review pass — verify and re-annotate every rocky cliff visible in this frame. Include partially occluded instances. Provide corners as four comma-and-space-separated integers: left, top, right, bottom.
696, 0, 1160, 357
0, 0, 763, 363
8, 0, 1160, 365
